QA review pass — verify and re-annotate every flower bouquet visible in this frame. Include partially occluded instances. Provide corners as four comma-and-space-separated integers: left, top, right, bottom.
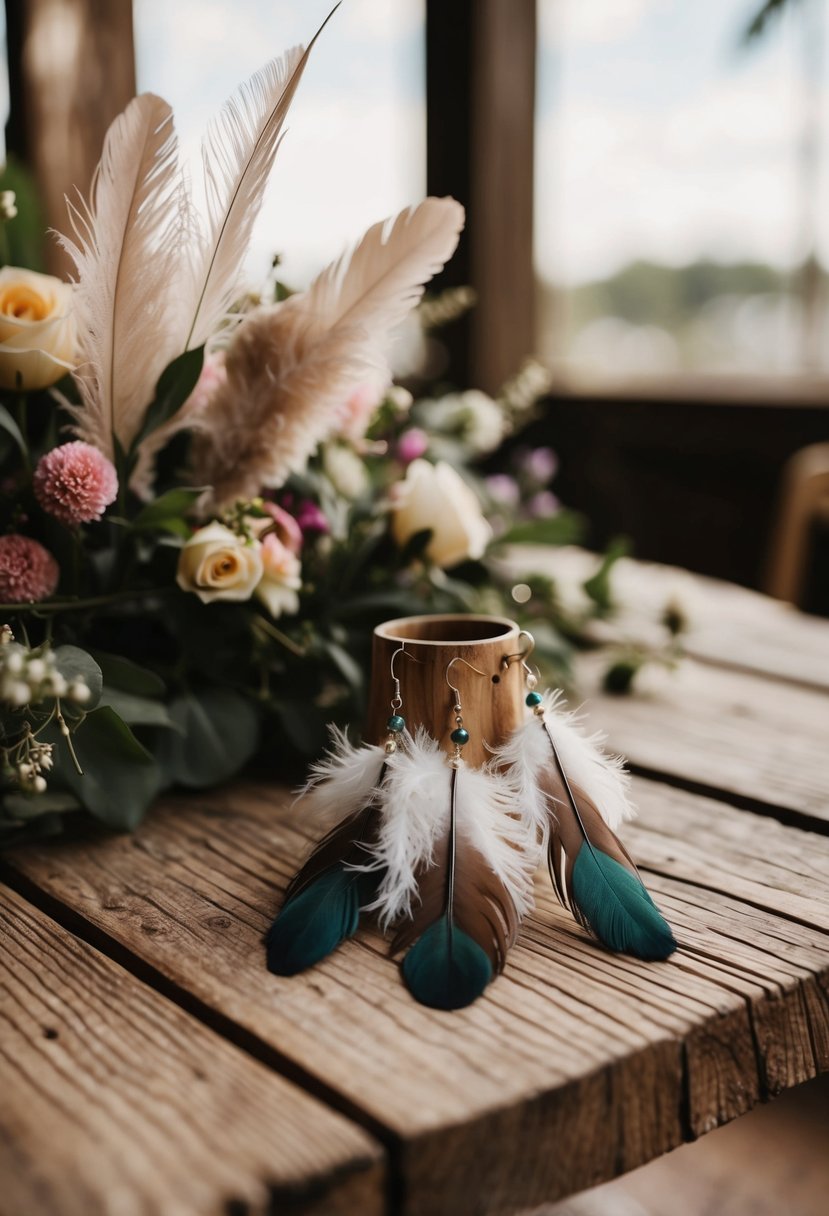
0, 22, 681, 845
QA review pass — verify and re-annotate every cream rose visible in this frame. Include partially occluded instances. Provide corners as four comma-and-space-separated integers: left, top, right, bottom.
0, 267, 76, 391
391, 459, 493, 568
256, 534, 302, 618
176, 522, 263, 604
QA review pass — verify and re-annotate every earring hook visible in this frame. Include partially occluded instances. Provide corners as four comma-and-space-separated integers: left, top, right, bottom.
501, 629, 535, 672
389, 645, 421, 710
445, 656, 488, 703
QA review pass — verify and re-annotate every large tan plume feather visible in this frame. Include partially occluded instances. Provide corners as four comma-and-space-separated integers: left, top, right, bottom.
182, 44, 306, 351
59, 94, 188, 459
191, 196, 465, 506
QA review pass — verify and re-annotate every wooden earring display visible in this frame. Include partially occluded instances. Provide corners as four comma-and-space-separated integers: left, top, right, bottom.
364, 614, 526, 769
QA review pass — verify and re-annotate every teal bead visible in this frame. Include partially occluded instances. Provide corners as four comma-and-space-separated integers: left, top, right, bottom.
451, 728, 470, 746
526, 691, 543, 707
387, 714, 406, 733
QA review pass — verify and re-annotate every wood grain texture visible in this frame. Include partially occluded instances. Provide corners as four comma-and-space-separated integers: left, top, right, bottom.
575, 653, 829, 823
0, 885, 384, 1216
6, 776, 829, 1215
508, 546, 829, 691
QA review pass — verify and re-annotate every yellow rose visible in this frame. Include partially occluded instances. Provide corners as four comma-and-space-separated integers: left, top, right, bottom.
0, 267, 76, 391
391, 459, 493, 568
176, 522, 263, 604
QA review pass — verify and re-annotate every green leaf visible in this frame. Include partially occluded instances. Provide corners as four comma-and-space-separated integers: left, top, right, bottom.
494, 511, 585, 548
91, 651, 166, 698
132, 346, 205, 451
321, 640, 364, 694
53, 646, 103, 708
156, 688, 261, 788
2, 791, 81, 821
583, 537, 630, 614
132, 487, 204, 533
47, 706, 161, 830
0, 403, 27, 457
399, 527, 433, 565
98, 688, 180, 729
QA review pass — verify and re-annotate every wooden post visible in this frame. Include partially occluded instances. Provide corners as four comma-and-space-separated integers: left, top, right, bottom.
364, 614, 526, 769
426, 0, 536, 393
4, 0, 136, 277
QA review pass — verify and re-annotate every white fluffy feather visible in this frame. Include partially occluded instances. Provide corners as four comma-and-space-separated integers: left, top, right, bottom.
455, 764, 536, 919
294, 725, 385, 832
59, 94, 188, 458
367, 728, 449, 929
367, 728, 536, 930
496, 691, 635, 843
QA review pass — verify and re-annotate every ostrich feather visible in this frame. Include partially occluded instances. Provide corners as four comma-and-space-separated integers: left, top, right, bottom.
191, 196, 465, 507
58, 94, 188, 459
182, 44, 306, 351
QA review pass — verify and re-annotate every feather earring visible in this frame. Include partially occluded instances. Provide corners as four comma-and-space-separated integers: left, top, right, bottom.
266, 647, 417, 975
496, 640, 676, 962
373, 658, 535, 1011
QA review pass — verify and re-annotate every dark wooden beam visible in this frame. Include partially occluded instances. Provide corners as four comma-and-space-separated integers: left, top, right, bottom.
4, 0, 136, 277
426, 0, 536, 392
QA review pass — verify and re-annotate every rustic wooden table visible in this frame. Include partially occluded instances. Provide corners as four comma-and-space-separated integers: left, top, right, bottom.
3, 555, 829, 1216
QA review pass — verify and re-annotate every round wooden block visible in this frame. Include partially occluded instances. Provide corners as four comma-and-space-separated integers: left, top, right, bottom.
364, 614, 527, 768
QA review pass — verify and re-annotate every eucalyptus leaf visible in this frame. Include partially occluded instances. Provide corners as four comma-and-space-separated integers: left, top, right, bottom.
322, 641, 364, 694
156, 688, 261, 788
53, 646, 103, 708
2, 791, 81, 821
91, 651, 166, 698
98, 688, 180, 729
47, 706, 161, 830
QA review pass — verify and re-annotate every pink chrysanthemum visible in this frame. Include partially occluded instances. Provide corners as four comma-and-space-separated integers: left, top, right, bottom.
0, 534, 59, 602
33, 441, 118, 526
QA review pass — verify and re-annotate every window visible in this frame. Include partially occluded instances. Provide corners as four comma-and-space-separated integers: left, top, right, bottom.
535, 0, 829, 385
134, 0, 426, 288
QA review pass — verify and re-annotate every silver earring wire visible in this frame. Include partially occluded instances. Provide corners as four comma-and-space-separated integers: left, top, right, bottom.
445, 657, 487, 762
501, 629, 535, 672
385, 646, 421, 755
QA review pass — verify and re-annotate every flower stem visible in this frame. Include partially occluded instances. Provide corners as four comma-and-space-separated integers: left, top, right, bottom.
0, 587, 174, 615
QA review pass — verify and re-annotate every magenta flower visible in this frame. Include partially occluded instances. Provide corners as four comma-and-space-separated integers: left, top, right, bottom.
0, 534, 59, 602
295, 500, 330, 537
33, 441, 118, 526
396, 427, 429, 465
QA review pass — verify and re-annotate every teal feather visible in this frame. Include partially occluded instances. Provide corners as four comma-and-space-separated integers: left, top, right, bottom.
266, 866, 375, 976
396, 764, 510, 1010
266, 772, 385, 976
402, 919, 492, 1010
542, 719, 676, 961
571, 844, 676, 960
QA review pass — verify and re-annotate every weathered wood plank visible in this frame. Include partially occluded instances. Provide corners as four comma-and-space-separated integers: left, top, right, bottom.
509, 546, 829, 691
576, 654, 829, 824
0, 885, 384, 1216
5, 778, 829, 1215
